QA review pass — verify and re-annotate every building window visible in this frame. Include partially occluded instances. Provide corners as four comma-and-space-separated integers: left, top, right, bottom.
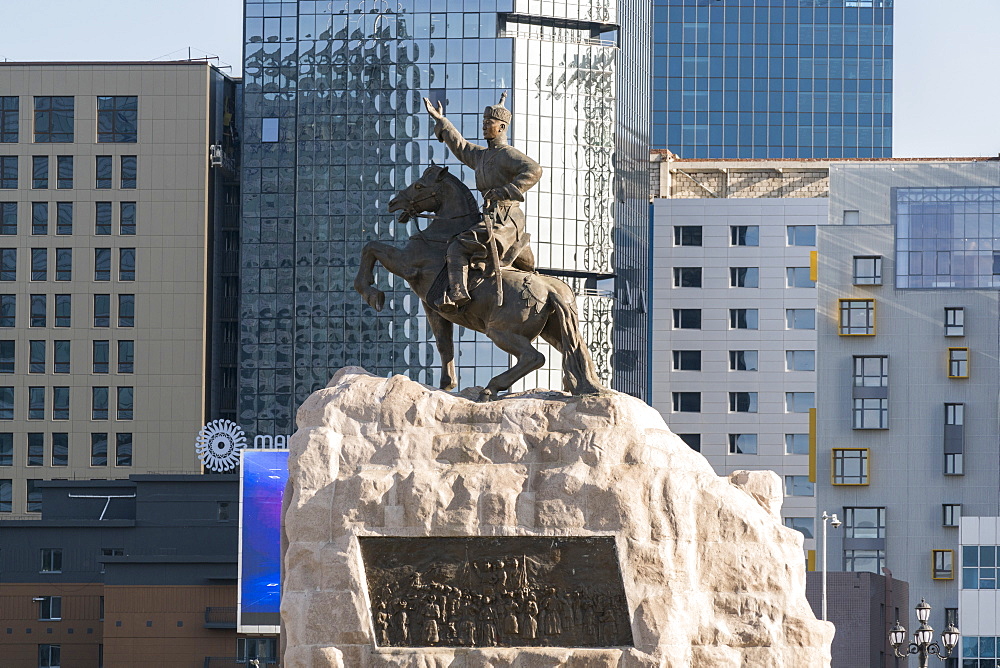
728, 433, 758, 455
0, 294, 14, 328
34, 96, 74, 143
932, 549, 954, 580
38, 597, 64, 621
785, 350, 815, 371
0, 202, 15, 234
942, 504, 961, 528
94, 248, 111, 281
672, 350, 701, 371
672, 308, 701, 329
854, 256, 883, 285
0, 387, 12, 419
91, 433, 108, 466
28, 387, 45, 420
38, 643, 61, 667
673, 267, 702, 287
262, 117, 279, 142
948, 348, 969, 378
730, 225, 759, 246
119, 248, 135, 281
673, 226, 702, 246
40, 547, 62, 572
97, 96, 138, 143
785, 392, 815, 413
672, 392, 700, 412
55, 248, 71, 281
117, 341, 134, 374
839, 299, 876, 335
0, 156, 16, 188
0, 433, 10, 466
54, 295, 70, 328
730, 267, 759, 288
845, 507, 886, 538
30, 248, 47, 281
944, 307, 964, 336
30, 295, 46, 327
945, 403, 964, 426
93, 341, 109, 374
53, 340, 69, 374
729, 350, 758, 371
118, 294, 134, 327
31, 202, 47, 235
29, 341, 45, 373
729, 392, 758, 413
95, 156, 112, 189
120, 155, 137, 188
787, 225, 816, 246
32, 155, 48, 189
832, 448, 869, 485
115, 433, 132, 467
51, 433, 68, 467
844, 549, 885, 574
729, 308, 758, 329
120, 202, 136, 235
783, 517, 815, 539
217, 502, 231, 521
92, 387, 109, 420
0, 478, 10, 512
238, 637, 278, 663
0, 96, 17, 142
677, 434, 700, 452
28, 433, 44, 466
962, 547, 1000, 589
785, 308, 815, 330
27, 479, 42, 512
945, 453, 963, 476
784, 476, 814, 497
56, 156, 72, 189
95, 202, 112, 235
0, 340, 12, 373
843, 210, 860, 225
117, 387, 133, 420
786, 267, 815, 288
56, 202, 72, 235
53, 387, 69, 420
1, 248, 15, 281
854, 356, 888, 387
94, 295, 110, 327
853, 398, 888, 429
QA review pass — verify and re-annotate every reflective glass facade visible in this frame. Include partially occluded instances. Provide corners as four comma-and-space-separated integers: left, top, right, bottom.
895, 187, 1000, 289
241, 1, 650, 435
652, 0, 893, 158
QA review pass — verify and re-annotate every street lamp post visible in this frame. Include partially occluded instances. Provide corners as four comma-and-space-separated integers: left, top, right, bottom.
820, 511, 841, 621
889, 598, 960, 668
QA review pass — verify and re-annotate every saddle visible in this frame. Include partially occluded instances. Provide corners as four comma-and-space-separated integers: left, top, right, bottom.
426, 233, 535, 310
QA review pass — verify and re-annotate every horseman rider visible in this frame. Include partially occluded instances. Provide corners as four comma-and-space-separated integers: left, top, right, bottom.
422, 92, 542, 313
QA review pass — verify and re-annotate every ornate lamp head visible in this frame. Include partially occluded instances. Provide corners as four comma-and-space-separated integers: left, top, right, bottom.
941, 623, 960, 651
483, 91, 512, 126
888, 621, 907, 648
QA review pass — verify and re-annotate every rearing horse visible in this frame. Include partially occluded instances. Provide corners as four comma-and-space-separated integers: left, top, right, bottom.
353, 165, 606, 401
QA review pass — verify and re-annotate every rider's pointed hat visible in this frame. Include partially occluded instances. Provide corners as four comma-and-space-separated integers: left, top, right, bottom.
483, 91, 512, 125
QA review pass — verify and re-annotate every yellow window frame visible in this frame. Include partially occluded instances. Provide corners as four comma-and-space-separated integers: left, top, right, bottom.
947, 347, 969, 378
838, 298, 876, 336
932, 549, 955, 580
831, 447, 870, 486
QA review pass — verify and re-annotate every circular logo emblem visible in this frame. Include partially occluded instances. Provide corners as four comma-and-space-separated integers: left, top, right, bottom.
195, 419, 247, 472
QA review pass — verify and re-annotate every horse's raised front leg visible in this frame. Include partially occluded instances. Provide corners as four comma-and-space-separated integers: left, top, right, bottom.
422, 303, 457, 391
353, 241, 410, 312
477, 329, 545, 402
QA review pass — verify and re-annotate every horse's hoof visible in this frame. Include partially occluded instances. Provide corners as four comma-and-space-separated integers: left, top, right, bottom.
476, 389, 494, 403
364, 289, 385, 312
440, 378, 457, 392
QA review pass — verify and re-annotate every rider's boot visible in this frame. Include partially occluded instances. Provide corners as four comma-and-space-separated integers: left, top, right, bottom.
437, 258, 471, 313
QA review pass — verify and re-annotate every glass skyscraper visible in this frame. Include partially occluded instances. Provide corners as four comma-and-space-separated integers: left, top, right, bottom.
240, 1, 650, 436
652, 0, 893, 159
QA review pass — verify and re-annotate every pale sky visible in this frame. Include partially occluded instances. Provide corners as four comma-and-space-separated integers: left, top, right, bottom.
0, 0, 996, 158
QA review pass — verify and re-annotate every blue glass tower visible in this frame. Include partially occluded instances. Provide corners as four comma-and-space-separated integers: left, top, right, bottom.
240, 1, 650, 436
652, 0, 893, 159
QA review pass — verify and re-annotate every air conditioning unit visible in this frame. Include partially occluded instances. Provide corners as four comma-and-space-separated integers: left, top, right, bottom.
209, 144, 224, 168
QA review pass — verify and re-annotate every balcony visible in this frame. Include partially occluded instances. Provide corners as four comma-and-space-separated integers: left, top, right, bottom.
204, 606, 237, 629
204, 659, 277, 668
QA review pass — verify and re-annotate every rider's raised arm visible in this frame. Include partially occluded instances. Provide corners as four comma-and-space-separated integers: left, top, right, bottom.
432, 115, 485, 171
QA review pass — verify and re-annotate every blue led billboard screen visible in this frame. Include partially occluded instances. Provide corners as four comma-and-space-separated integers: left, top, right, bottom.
238, 449, 287, 632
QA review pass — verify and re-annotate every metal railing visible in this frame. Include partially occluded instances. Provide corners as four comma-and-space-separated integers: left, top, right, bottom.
204, 659, 277, 668
203, 606, 237, 628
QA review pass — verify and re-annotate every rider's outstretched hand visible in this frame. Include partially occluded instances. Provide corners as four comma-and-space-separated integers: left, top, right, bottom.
422, 97, 445, 120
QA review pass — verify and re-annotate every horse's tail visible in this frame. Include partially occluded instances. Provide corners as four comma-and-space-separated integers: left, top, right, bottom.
547, 283, 605, 395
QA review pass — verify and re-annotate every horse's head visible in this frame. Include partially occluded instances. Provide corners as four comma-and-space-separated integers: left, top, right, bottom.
388, 165, 454, 224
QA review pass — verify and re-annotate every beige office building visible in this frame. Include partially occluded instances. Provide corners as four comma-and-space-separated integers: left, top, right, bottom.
0, 62, 239, 517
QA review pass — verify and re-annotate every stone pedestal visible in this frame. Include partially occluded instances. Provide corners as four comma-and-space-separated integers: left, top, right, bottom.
282, 368, 833, 667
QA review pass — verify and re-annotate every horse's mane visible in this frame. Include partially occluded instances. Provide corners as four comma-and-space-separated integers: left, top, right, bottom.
434, 166, 479, 214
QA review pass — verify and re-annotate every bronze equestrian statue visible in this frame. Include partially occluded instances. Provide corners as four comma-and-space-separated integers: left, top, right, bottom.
353, 93, 606, 401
